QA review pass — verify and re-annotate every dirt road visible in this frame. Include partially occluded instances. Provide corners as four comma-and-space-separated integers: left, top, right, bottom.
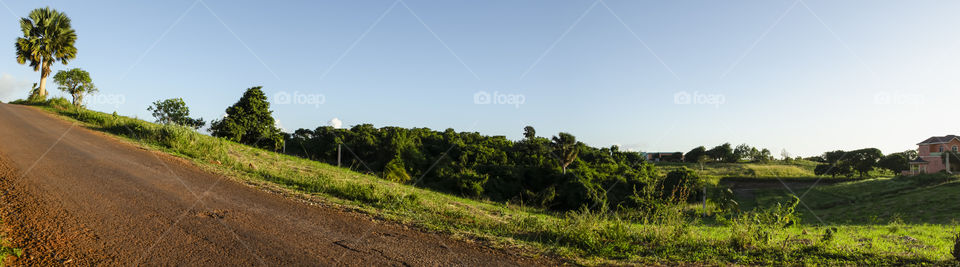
0, 103, 552, 266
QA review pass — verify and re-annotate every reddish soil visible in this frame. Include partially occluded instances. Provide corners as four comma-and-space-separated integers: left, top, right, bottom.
0, 103, 557, 266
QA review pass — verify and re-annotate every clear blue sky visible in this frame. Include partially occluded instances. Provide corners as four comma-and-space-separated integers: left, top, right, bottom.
1, 0, 958, 157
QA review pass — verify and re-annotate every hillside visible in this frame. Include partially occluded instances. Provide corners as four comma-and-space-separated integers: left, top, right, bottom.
749, 173, 960, 224
2, 98, 957, 265
654, 161, 819, 179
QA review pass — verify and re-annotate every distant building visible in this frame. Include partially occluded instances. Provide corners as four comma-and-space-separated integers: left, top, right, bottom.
643, 152, 683, 162
906, 135, 960, 175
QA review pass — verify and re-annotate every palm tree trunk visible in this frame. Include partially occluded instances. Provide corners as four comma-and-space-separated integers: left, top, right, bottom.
38, 62, 49, 98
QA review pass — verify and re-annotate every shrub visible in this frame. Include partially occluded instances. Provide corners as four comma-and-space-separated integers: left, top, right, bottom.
661, 167, 703, 202
147, 98, 205, 129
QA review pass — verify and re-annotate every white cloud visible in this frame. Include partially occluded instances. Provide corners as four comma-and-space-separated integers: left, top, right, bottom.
275, 119, 286, 132
0, 73, 32, 102
328, 117, 342, 129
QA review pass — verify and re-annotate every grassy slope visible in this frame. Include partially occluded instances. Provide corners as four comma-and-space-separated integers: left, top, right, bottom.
10, 100, 958, 265
655, 161, 819, 180
753, 174, 960, 225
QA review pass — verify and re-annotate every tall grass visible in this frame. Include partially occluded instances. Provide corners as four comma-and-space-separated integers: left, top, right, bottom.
9, 99, 957, 265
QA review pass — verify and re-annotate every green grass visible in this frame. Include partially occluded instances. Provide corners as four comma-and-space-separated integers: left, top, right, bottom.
752, 173, 960, 225
655, 161, 819, 180
8, 98, 959, 265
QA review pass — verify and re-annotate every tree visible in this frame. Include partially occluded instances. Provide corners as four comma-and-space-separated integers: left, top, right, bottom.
209, 86, 284, 151
707, 143, 734, 163
814, 163, 852, 178
52, 68, 95, 107
840, 148, 883, 177
684, 146, 707, 163
878, 153, 909, 174
823, 150, 846, 164
901, 149, 918, 160
15, 7, 78, 99
733, 144, 751, 162
759, 148, 772, 162
523, 126, 536, 140
147, 98, 205, 129
551, 132, 579, 174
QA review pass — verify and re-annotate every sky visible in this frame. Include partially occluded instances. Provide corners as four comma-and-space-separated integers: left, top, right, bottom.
1, 0, 959, 157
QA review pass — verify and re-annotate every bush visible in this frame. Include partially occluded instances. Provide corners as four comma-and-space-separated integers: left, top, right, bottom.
661, 167, 703, 202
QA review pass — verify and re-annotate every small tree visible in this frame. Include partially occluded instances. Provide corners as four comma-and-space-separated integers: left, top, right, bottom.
147, 98, 205, 129
52, 68, 96, 107
523, 125, 536, 140
552, 132, 579, 174
209, 86, 284, 151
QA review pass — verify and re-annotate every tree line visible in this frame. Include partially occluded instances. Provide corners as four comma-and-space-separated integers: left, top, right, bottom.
809, 149, 912, 178
683, 143, 775, 163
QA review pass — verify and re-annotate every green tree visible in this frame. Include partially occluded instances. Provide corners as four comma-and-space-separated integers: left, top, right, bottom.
759, 148, 772, 162
707, 143, 734, 163
733, 143, 751, 162
684, 146, 706, 163
839, 148, 883, 177
878, 153, 909, 174
52, 68, 95, 107
552, 132, 579, 174
15, 7, 78, 99
147, 98, 205, 129
209, 86, 284, 151
523, 125, 536, 140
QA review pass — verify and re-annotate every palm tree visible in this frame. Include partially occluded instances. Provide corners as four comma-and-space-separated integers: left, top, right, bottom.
15, 7, 78, 99
552, 132, 579, 174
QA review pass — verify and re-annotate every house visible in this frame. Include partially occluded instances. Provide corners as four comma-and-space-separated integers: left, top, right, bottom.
643, 152, 683, 162
906, 135, 960, 175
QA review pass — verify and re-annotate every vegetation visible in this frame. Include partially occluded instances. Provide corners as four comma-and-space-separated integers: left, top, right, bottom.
147, 98, 205, 130
209, 86, 283, 151
285, 124, 658, 212
8, 99, 956, 265
750, 173, 959, 224
14, 7, 77, 99
52, 68, 96, 107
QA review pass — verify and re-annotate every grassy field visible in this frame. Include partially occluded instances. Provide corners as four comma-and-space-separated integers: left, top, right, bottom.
750, 173, 960, 225
7, 98, 959, 265
654, 161, 819, 180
